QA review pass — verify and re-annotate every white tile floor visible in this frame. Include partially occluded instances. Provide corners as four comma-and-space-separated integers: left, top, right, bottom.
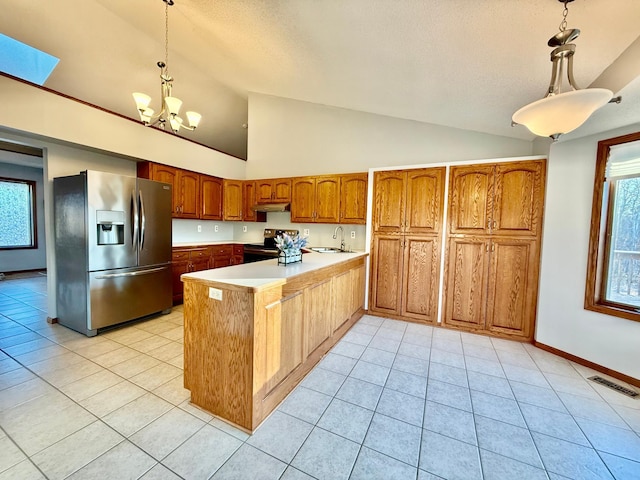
0, 275, 639, 479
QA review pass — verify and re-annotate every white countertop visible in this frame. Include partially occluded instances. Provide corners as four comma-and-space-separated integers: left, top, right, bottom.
172, 241, 249, 248
181, 251, 368, 290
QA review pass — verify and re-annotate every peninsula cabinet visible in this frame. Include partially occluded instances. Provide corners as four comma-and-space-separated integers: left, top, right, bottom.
340, 173, 368, 224
256, 178, 292, 204
442, 159, 546, 341
138, 162, 200, 218
223, 179, 243, 221
182, 253, 367, 431
291, 175, 340, 223
369, 167, 445, 323
200, 175, 224, 220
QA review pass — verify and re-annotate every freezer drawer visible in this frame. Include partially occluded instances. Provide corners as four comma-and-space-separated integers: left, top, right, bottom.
89, 264, 172, 330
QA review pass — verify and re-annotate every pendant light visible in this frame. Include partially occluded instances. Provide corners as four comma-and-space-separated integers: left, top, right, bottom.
132, 0, 201, 133
512, 0, 621, 141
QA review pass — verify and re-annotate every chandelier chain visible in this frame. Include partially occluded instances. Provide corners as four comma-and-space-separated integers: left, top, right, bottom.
559, 0, 569, 33
164, 0, 169, 74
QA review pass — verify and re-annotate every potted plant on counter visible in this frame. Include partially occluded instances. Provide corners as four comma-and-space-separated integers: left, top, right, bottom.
275, 232, 308, 265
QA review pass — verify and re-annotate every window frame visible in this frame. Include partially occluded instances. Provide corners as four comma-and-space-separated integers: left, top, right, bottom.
585, 131, 640, 322
0, 176, 38, 250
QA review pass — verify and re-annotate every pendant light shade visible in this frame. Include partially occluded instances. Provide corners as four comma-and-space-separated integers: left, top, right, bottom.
513, 88, 613, 139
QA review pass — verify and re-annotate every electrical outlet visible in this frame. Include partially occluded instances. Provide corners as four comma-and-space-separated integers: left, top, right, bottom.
303, 228, 310, 236
197, 224, 202, 233
242, 226, 247, 233
214, 225, 219, 232
351, 231, 356, 239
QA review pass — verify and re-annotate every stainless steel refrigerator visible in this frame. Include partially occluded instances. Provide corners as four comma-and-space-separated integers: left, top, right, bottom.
54, 170, 172, 336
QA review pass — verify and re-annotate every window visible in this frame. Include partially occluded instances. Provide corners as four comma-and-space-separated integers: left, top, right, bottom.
586, 132, 640, 321
0, 33, 59, 85
0, 178, 37, 249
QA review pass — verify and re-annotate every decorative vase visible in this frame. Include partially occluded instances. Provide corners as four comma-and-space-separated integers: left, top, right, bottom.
278, 249, 302, 265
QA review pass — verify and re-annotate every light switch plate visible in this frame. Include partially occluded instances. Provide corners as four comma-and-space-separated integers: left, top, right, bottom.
197, 224, 202, 233
243, 226, 247, 233
303, 228, 310, 236
209, 287, 223, 301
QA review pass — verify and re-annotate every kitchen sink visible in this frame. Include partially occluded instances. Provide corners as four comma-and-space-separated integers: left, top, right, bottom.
309, 246, 347, 253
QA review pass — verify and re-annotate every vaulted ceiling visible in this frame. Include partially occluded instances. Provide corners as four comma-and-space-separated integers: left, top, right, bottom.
3, 0, 640, 159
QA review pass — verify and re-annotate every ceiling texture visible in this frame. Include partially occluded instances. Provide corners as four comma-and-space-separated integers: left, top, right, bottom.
2, 0, 640, 160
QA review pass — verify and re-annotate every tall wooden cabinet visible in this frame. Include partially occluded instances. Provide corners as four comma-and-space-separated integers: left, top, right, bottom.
369, 167, 445, 323
442, 160, 545, 340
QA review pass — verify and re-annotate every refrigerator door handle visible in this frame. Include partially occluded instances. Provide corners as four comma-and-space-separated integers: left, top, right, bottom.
139, 190, 146, 251
95, 265, 169, 279
132, 189, 139, 250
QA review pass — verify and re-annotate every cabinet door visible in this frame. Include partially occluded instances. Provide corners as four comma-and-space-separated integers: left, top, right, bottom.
223, 180, 243, 221
350, 264, 366, 317
492, 160, 545, 237
405, 168, 445, 235
150, 164, 180, 216
485, 238, 538, 340
369, 235, 404, 315
243, 181, 258, 221
373, 171, 405, 233
304, 278, 333, 357
340, 173, 368, 224
200, 175, 223, 220
442, 237, 490, 330
315, 176, 340, 223
256, 180, 274, 204
171, 254, 190, 304
448, 165, 493, 235
264, 291, 304, 395
175, 170, 199, 219
291, 177, 316, 223
333, 270, 352, 332
401, 236, 440, 323
272, 178, 292, 203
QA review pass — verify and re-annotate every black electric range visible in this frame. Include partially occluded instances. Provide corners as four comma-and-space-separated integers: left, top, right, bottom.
243, 228, 299, 263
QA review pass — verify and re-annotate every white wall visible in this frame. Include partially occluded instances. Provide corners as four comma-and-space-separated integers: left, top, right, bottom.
0, 75, 247, 180
246, 93, 534, 178
0, 160, 46, 272
537, 123, 640, 379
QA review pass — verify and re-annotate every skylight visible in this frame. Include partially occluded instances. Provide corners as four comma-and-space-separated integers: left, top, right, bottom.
0, 33, 59, 86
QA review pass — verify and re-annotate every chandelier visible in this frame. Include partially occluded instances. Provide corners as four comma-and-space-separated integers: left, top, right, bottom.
512, 0, 621, 141
132, 0, 201, 133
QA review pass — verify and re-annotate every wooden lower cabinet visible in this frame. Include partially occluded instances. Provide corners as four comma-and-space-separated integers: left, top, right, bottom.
183, 255, 367, 431
442, 237, 539, 340
369, 234, 440, 323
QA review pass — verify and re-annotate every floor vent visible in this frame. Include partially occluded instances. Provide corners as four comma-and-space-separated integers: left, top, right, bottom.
588, 376, 639, 398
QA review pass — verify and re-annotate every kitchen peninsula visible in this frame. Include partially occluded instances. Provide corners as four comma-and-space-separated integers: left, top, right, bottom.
181, 251, 367, 431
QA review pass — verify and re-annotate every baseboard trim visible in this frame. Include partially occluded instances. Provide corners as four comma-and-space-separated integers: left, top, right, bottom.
533, 340, 640, 389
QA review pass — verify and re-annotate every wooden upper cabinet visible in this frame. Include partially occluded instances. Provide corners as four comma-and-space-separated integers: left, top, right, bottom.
291, 177, 316, 223
223, 180, 243, 221
405, 168, 446, 235
273, 178, 292, 203
373, 171, 405, 233
315, 176, 340, 223
256, 178, 292, 204
448, 165, 493, 235
492, 161, 545, 237
340, 173, 368, 224
448, 160, 545, 237
179, 170, 200, 219
200, 175, 223, 220
141, 163, 180, 216
373, 168, 444, 234
242, 180, 258, 222
291, 176, 340, 223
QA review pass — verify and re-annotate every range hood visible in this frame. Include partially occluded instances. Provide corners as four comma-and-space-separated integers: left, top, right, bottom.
251, 203, 290, 213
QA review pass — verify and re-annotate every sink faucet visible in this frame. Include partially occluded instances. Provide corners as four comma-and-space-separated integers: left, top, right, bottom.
333, 226, 345, 251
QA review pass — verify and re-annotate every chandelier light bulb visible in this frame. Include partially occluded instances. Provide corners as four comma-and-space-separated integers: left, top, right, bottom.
186, 111, 202, 129
132, 92, 151, 112
164, 96, 182, 116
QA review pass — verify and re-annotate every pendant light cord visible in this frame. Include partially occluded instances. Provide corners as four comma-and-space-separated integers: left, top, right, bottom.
164, 0, 170, 76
